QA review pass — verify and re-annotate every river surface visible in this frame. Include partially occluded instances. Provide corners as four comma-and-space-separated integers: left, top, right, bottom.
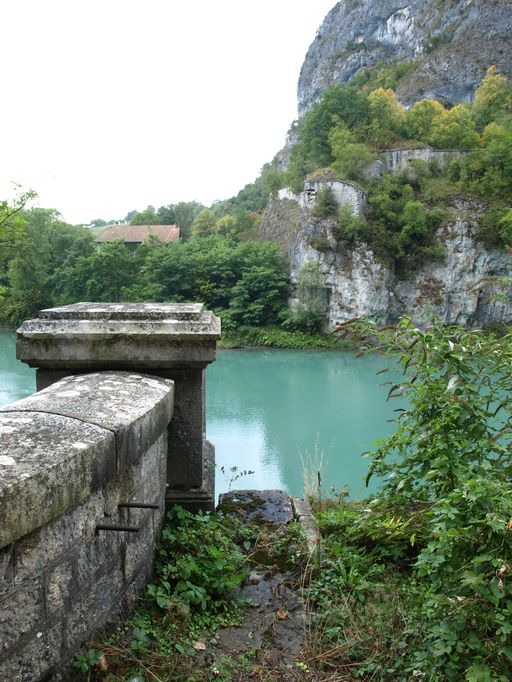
0, 330, 400, 500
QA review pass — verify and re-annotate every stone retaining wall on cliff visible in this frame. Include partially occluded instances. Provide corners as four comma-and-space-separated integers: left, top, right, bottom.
278, 178, 366, 217
0, 371, 174, 681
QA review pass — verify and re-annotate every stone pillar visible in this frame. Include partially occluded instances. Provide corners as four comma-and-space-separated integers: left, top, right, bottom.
16, 302, 221, 511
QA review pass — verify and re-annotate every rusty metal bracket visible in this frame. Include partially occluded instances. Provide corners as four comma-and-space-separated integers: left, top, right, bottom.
95, 524, 140, 534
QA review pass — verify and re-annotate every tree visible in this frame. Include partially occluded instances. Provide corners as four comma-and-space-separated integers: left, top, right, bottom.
174, 201, 205, 240
191, 209, 217, 237
498, 209, 512, 245
329, 123, 374, 181
1, 207, 94, 323
156, 204, 177, 225
463, 118, 512, 198
472, 66, 512, 129
0, 187, 36, 240
368, 88, 405, 148
130, 205, 158, 225
312, 186, 338, 218
226, 246, 288, 327
428, 104, 480, 149
260, 165, 284, 196
299, 84, 370, 167
405, 98, 446, 141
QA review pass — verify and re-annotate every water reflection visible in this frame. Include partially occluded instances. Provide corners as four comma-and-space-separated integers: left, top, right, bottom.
0, 330, 35, 407
207, 349, 401, 500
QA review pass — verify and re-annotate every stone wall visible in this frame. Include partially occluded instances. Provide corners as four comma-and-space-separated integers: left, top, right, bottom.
0, 371, 174, 681
383, 147, 466, 173
278, 179, 366, 217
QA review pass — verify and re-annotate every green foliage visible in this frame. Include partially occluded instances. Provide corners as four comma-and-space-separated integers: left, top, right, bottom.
473, 66, 512, 130
149, 507, 247, 613
219, 325, 344, 349
498, 209, 512, 245
191, 208, 217, 237
223, 242, 289, 327
428, 104, 480, 149
283, 262, 327, 333
83, 508, 249, 681
365, 320, 512, 499
299, 85, 370, 168
329, 123, 374, 182
368, 87, 405, 148
332, 204, 368, 245
308, 321, 512, 679
350, 59, 421, 93
365, 172, 444, 270
285, 84, 370, 191
58, 240, 137, 304
405, 98, 446, 140
73, 649, 103, 674
463, 118, 512, 198
311, 186, 338, 218
0, 186, 36, 240
129, 201, 205, 240
0, 207, 94, 324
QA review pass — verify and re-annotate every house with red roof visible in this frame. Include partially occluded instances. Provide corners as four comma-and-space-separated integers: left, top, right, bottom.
94, 224, 180, 251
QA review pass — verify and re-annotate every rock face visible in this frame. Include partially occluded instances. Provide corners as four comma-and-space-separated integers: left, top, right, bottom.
260, 195, 512, 329
298, 0, 512, 113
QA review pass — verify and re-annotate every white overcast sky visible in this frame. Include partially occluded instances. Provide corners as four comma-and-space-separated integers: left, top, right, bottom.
0, 0, 335, 224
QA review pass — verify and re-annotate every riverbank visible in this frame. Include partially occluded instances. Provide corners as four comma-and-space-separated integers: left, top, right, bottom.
218, 325, 353, 350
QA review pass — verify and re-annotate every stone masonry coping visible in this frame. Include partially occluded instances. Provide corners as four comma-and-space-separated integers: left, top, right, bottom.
0, 371, 174, 549
38, 302, 206, 321
16, 302, 221, 369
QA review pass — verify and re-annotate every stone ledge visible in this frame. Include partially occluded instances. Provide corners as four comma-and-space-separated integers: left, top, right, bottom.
0, 371, 174, 468
16, 302, 221, 370
0, 372, 174, 549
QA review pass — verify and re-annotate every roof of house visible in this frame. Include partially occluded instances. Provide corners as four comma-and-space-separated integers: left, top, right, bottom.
95, 224, 180, 244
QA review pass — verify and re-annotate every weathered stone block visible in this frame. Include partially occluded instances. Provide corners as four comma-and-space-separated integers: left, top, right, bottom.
0, 545, 14, 600
0, 577, 44, 653
1, 371, 174, 470
0, 618, 64, 682
0, 412, 115, 549
45, 560, 74, 613
0, 370, 174, 679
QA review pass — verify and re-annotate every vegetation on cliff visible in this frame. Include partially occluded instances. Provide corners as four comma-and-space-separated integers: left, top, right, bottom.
278, 66, 512, 272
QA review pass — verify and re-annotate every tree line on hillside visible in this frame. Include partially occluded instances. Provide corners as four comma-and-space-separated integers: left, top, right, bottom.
0, 203, 299, 330
1, 65, 511, 328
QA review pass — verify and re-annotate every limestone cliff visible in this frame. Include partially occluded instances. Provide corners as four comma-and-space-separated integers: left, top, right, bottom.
260, 194, 512, 329
298, 0, 512, 113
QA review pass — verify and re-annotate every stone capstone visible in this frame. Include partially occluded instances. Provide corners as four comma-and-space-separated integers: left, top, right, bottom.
17, 302, 221, 370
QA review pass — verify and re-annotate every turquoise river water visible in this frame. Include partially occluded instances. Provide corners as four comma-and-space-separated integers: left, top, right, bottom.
0, 329, 400, 500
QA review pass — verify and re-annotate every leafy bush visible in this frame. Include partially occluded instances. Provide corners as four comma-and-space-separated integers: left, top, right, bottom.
149, 507, 247, 612
311, 186, 338, 218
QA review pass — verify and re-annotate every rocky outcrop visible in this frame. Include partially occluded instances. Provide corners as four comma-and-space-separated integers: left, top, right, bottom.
260, 195, 512, 329
298, 0, 512, 114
